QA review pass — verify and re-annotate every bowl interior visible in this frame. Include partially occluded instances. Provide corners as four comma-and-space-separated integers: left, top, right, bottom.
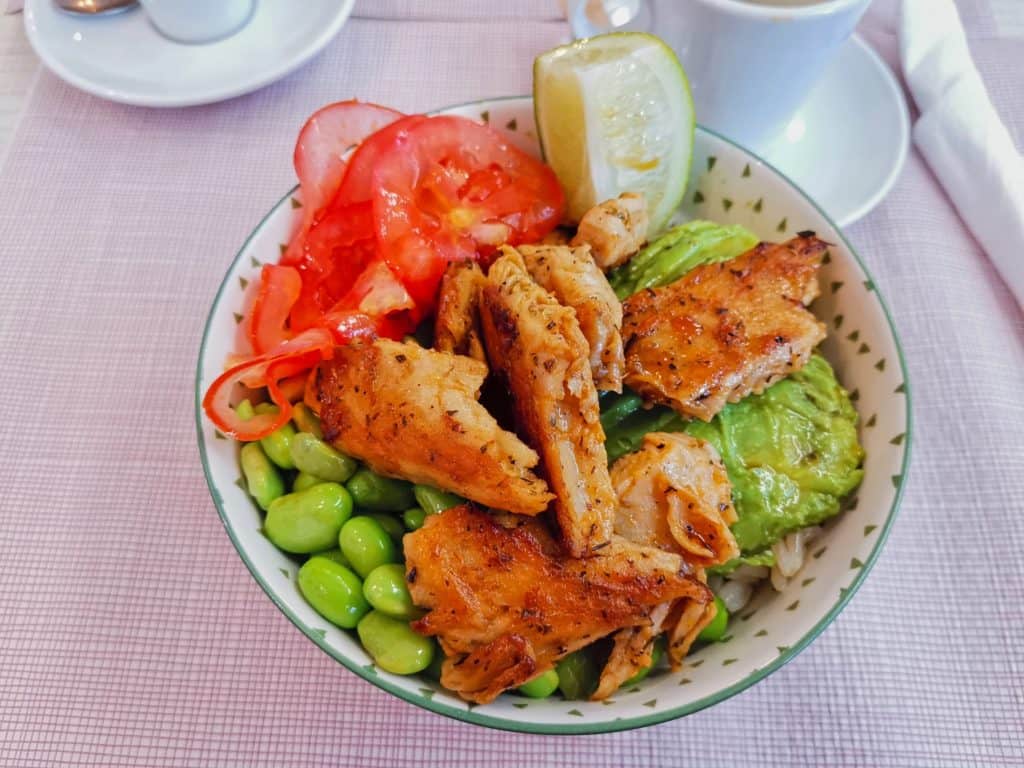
195, 96, 909, 734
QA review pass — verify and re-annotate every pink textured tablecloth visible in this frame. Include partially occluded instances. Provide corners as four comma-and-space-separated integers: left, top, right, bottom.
1, 1, 1022, 765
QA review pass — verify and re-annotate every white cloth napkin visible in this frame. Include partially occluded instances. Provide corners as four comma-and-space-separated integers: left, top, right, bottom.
901, 0, 1024, 306
5, 0, 22, 13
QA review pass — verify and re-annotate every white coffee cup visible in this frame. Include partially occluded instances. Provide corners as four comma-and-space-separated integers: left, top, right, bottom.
139, 0, 255, 44
569, 0, 872, 150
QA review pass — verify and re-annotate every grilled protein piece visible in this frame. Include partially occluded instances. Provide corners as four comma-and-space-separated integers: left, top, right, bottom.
595, 432, 738, 696
622, 235, 828, 421
317, 339, 552, 515
480, 248, 615, 556
571, 192, 649, 270
519, 244, 624, 392
434, 261, 487, 363
404, 505, 711, 704
611, 432, 739, 568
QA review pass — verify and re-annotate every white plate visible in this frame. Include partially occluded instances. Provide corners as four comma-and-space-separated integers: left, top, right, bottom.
761, 35, 910, 228
23, 0, 354, 107
196, 96, 911, 734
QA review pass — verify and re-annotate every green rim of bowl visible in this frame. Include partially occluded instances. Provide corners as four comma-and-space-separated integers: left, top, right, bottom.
194, 95, 912, 735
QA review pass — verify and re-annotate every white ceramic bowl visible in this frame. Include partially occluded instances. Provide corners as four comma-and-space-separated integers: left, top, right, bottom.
196, 97, 910, 734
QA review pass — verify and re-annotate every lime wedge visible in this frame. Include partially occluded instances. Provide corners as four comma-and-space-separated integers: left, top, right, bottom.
534, 32, 694, 232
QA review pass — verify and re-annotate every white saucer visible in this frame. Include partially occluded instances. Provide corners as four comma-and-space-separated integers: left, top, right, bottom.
758, 35, 910, 228
23, 0, 354, 107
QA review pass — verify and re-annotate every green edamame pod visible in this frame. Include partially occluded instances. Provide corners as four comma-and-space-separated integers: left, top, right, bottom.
290, 432, 356, 483
368, 514, 405, 542
697, 595, 729, 643
235, 398, 256, 422
346, 469, 415, 512
264, 483, 353, 554
339, 516, 399, 577
556, 649, 599, 700
402, 507, 427, 531
412, 484, 464, 515
298, 556, 370, 629
599, 392, 644, 434
363, 564, 420, 620
291, 402, 323, 438
292, 471, 324, 493
260, 421, 297, 470
239, 442, 284, 511
623, 636, 666, 686
518, 668, 560, 699
356, 610, 434, 675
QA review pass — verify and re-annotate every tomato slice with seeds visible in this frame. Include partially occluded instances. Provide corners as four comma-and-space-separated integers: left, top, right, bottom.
370, 115, 564, 306
283, 101, 403, 266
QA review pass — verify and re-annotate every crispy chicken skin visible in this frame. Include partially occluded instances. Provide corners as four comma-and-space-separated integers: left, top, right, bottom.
622, 235, 828, 421
611, 432, 739, 568
571, 193, 649, 270
317, 339, 552, 515
479, 249, 616, 556
434, 261, 487, 363
519, 244, 625, 393
404, 505, 711, 704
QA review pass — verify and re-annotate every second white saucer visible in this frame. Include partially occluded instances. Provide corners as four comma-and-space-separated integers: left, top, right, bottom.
759, 35, 910, 228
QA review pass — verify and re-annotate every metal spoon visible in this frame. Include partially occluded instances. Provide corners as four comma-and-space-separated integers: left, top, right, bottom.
54, 0, 138, 15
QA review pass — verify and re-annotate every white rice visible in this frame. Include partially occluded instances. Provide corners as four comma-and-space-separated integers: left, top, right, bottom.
716, 526, 824, 613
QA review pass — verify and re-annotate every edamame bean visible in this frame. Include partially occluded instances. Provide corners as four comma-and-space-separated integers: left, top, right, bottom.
556, 650, 599, 700
290, 432, 356, 483
339, 516, 398, 577
599, 392, 644, 434
239, 442, 284, 511
402, 507, 427, 531
518, 668, 560, 699
292, 471, 324, 493
412, 484, 464, 515
346, 469, 415, 511
312, 548, 352, 568
291, 402, 323, 438
253, 402, 279, 415
264, 483, 353, 554
697, 595, 729, 643
368, 514, 405, 542
623, 636, 666, 686
356, 610, 434, 675
235, 398, 256, 422
363, 564, 420, 620
298, 556, 370, 629
260, 420, 297, 470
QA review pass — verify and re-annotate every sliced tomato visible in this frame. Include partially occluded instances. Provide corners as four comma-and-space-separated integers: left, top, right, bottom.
204, 328, 335, 441
248, 265, 302, 354
283, 101, 403, 266
371, 115, 564, 306
334, 114, 428, 207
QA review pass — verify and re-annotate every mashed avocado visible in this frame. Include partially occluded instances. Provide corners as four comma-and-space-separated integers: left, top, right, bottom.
684, 354, 864, 555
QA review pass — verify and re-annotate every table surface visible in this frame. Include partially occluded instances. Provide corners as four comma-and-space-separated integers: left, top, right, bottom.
0, 2, 1022, 767
0, 14, 36, 157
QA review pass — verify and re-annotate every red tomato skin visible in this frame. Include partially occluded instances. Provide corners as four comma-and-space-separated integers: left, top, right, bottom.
370, 115, 565, 307
283, 101, 403, 266
248, 265, 302, 354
